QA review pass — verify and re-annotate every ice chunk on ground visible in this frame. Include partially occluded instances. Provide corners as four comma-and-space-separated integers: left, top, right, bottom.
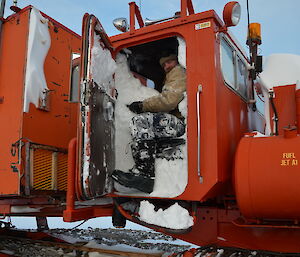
23, 8, 51, 112
138, 201, 194, 229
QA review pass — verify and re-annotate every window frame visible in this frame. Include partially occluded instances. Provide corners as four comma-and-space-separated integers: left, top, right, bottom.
69, 52, 81, 103
220, 33, 250, 101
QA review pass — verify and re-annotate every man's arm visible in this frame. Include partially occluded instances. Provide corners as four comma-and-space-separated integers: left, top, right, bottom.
143, 66, 186, 113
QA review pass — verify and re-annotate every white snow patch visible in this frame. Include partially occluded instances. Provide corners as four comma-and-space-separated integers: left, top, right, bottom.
11, 206, 41, 213
91, 33, 117, 95
177, 37, 186, 69
114, 54, 158, 172
23, 8, 51, 112
114, 54, 188, 197
252, 131, 266, 138
138, 201, 194, 229
178, 92, 188, 118
151, 151, 187, 197
216, 249, 224, 257
296, 80, 300, 91
151, 94, 188, 197
259, 54, 300, 90
257, 54, 300, 135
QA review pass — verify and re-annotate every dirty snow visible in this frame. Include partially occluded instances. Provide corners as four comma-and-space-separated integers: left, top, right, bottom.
258, 54, 300, 135
82, 105, 90, 194
23, 8, 51, 112
138, 201, 194, 229
114, 53, 188, 197
0, 228, 194, 256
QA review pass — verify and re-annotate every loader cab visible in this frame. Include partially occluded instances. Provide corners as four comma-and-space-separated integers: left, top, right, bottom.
76, 1, 263, 203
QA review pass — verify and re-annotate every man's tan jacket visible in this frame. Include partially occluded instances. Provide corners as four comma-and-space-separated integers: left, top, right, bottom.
142, 65, 186, 113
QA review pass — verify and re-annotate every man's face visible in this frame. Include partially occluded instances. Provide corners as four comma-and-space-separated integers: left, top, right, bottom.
162, 59, 178, 73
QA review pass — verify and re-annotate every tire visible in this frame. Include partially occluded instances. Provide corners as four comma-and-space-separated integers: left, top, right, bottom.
112, 205, 126, 228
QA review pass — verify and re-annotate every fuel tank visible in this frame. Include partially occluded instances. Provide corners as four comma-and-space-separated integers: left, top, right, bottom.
234, 128, 300, 220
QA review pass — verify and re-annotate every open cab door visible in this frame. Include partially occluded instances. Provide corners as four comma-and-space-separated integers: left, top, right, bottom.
77, 14, 116, 200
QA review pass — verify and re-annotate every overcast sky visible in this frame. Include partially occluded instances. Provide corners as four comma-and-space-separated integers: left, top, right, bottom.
4, 0, 300, 57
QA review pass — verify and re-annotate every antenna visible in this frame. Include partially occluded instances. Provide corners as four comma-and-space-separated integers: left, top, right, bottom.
246, 0, 258, 112
139, 0, 142, 15
246, 0, 251, 60
0, 0, 6, 37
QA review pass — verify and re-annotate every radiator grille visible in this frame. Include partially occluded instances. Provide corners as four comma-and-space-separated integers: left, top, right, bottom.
32, 148, 67, 191
57, 152, 68, 191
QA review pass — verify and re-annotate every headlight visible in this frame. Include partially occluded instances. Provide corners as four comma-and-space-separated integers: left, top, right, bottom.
223, 2, 241, 27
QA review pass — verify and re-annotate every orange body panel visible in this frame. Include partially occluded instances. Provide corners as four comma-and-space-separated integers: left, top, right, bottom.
0, 10, 29, 195
297, 89, 300, 133
0, 7, 80, 196
271, 85, 297, 135
22, 14, 80, 149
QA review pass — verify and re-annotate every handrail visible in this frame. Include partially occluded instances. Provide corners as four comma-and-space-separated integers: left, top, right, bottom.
197, 84, 203, 183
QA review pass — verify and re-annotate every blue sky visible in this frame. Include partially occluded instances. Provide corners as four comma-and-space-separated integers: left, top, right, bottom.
4, 0, 300, 57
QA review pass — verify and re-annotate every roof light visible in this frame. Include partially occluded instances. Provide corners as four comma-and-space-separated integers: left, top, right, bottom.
248, 23, 262, 44
223, 1, 241, 27
113, 18, 128, 32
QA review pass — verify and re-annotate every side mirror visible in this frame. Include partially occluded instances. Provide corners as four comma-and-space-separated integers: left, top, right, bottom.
113, 18, 129, 32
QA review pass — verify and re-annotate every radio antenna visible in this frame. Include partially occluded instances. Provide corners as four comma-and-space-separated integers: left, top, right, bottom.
0, 0, 6, 37
139, 0, 142, 15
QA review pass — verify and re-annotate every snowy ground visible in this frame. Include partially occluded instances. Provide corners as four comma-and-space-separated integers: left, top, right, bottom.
0, 228, 194, 257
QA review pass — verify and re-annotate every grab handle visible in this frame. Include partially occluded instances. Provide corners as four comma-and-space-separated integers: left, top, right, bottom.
196, 84, 203, 183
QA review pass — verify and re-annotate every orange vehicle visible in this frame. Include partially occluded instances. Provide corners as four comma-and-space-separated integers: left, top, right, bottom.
1, 0, 300, 255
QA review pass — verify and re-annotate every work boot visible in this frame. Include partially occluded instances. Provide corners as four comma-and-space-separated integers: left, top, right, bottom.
156, 137, 185, 160
112, 139, 156, 193
112, 169, 155, 193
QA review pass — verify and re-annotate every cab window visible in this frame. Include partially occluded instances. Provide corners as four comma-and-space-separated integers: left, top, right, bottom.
69, 53, 80, 102
220, 36, 249, 100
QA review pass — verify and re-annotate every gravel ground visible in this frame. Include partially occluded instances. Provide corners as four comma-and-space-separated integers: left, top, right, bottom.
0, 228, 192, 257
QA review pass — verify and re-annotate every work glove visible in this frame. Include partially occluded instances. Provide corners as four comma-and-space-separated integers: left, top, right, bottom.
127, 101, 143, 114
